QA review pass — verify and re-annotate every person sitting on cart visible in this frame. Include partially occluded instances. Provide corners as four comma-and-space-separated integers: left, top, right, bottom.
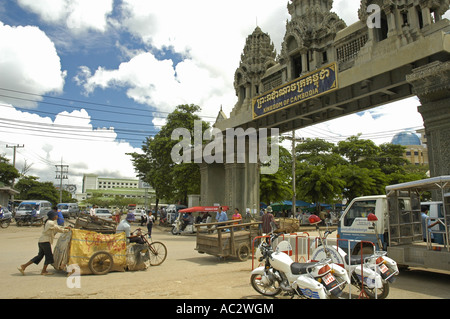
116, 213, 144, 244
195, 211, 211, 224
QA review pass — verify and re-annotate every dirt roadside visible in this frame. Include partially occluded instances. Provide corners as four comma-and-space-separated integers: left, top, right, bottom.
0, 222, 448, 299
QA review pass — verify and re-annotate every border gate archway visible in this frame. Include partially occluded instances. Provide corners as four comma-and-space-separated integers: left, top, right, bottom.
200, 0, 450, 213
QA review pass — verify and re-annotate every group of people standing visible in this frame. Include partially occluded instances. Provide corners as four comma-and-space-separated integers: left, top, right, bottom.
216, 206, 243, 223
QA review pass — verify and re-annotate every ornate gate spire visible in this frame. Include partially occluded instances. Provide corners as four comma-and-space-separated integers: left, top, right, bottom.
231, 27, 277, 116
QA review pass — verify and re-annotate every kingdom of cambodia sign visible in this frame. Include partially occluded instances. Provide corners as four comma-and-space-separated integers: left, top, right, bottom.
252, 62, 338, 119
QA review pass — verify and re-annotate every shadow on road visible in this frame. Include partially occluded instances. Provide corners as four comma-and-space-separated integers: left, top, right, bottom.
394, 268, 450, 298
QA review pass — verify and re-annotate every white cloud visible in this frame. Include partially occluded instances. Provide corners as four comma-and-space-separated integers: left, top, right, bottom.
17, 0, 114, 33
0, 22, 66, 107
76, 51, 233, 117
0, 105, 141, 192
74, 0, 291, 118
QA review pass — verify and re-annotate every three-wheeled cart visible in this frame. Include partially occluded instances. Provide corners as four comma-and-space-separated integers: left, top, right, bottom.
194, 219, 261, 261
52, 228, 128, 275
53, 216, 166, 275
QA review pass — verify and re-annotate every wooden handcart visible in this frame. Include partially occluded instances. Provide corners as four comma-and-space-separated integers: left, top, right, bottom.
194, 220, 261, 261
70, 214, 117, 234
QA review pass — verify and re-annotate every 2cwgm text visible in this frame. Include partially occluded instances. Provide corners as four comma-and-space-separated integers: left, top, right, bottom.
176, 302, 274, 316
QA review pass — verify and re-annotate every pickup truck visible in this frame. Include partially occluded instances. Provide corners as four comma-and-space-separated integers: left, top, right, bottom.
337, 176, 450, 271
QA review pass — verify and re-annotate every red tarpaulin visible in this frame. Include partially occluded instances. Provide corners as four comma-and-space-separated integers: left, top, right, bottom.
178, 206, 229, 213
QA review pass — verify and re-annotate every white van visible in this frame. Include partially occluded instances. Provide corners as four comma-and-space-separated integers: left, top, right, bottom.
57, 203, 80, 219
15, 200, 53, 221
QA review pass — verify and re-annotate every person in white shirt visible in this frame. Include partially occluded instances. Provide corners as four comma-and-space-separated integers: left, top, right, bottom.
146, 211, 155, 238
89, 205, 98, 219
116, 213, 144, 244
18, 210, 70, 276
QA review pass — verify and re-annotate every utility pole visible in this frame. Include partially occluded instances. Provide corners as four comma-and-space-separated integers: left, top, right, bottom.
285, 132, 304, 218
6, 144, 24, 172
6, 144, 24, 202
55, 159, 69, 203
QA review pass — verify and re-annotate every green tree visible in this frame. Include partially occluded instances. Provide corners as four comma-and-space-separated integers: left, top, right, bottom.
260, 144, 292, 204
336, 135, 387, 200
336, 134, 380, 169
296, 138, 345, 167
128, 104, 210, 209
14, 176, 59, 204
296, 163, 345, 211
293, 138, 345, 208
0, 155, 20, 186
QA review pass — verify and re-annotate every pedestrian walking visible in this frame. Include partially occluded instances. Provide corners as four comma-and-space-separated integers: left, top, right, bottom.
146, 211, 155, 238
261, 206, 277, 234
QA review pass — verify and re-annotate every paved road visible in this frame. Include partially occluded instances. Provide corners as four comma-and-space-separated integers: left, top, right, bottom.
0, 222, 449, 300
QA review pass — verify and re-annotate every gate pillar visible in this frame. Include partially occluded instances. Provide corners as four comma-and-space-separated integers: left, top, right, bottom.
407, 61, 450, 177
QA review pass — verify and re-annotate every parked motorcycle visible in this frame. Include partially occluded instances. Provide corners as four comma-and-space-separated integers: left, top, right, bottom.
0, 211, 12, 228
310, 214, 398, 299
251, 232, 350, 299
16, 212, 44, 227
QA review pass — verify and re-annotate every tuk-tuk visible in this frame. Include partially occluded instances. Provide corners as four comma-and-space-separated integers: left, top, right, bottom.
171, 206, 229, 235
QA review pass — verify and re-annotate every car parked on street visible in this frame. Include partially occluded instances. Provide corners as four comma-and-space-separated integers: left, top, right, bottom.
94, 208, 113, 220
57, 203, 80, 219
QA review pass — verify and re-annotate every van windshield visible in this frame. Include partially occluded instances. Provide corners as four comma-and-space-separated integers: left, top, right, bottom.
343, 200, 376, 226
58, 204, 69, 209
18, 203, 38, 210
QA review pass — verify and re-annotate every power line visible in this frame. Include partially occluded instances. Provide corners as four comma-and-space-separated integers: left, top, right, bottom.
0, 128, 146, 143
0, 87, 218, 120
0, 117, 161, 137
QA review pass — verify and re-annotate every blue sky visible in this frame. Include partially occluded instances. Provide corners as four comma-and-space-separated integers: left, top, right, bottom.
0, 0, 448, 194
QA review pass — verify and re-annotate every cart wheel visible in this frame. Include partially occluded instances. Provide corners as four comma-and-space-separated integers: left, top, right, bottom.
88, 251, 114, 275
237, 243, 250, 261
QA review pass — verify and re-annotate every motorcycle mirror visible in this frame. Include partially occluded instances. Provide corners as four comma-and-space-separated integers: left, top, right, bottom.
308, 214, 321, 225
367, 213, 378, 222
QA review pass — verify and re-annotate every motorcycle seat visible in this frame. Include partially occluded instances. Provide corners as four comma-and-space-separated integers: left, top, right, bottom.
290, 262, 317, 275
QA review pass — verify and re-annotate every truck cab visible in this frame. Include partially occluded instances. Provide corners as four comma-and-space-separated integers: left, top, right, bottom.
338, 195, 388, 253
338, 176, 450, 271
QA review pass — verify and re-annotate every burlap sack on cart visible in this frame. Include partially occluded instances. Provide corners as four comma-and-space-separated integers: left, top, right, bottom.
68, 229, 127, 275
52, 231, 72, 271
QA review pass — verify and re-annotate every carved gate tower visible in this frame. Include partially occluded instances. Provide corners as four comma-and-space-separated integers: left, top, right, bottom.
201, 0, 450, 210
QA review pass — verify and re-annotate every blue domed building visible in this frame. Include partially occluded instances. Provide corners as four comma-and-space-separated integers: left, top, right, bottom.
391, 130, 428, 166
391, 131, 421, 146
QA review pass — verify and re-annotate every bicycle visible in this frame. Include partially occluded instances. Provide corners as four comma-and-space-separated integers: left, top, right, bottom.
131, 228, 167, 266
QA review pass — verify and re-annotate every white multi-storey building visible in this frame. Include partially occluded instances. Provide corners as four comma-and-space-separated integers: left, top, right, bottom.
75, 174, 155, 207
